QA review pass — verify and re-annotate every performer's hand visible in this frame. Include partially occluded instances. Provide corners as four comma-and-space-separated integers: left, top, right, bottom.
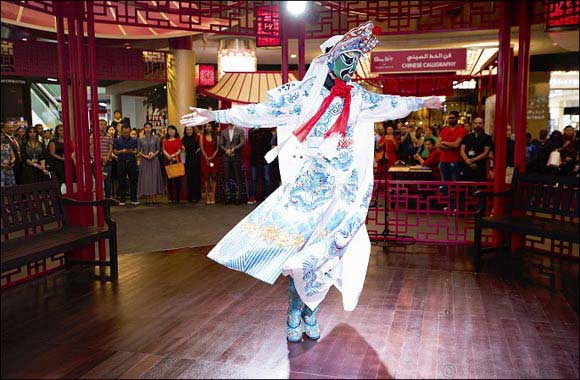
424, 96, 443, 109
180, 107, 215, 127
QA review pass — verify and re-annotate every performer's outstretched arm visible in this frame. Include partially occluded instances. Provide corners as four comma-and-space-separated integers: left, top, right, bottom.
181, 81, 306, 128
358, 89, 442, 123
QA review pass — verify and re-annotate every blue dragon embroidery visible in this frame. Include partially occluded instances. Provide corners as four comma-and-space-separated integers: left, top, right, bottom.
302, 255, 321, 296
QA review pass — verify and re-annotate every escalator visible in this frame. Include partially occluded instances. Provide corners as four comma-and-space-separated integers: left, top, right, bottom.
30, 82, 61, 128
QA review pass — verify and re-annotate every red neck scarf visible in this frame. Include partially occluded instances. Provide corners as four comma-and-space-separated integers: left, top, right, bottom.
293, 78, 352, 142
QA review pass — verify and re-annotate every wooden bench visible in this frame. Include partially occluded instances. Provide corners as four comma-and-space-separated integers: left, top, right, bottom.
1, 180, 118, 281
474, 169, 579, 275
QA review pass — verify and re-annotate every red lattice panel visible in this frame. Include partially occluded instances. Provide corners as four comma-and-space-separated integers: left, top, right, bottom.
306, 1, 546, 38
11, 1, 550, 38
1, 254, 66, 289
366, 179, 579, 258
10, 0, 53, 14
89, 1, 279, 35
366, 179, 494, 244
523, 211, 579, 258
0, 39, 166, 82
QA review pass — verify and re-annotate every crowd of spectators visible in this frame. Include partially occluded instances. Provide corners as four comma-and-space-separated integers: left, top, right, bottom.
2, 110, 578, 197
374, 111, 579, 182
1, 111, 280, 207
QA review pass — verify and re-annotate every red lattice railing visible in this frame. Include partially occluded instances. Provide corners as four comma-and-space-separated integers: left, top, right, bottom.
367, 179, 579, 259
367, 179, 494, 245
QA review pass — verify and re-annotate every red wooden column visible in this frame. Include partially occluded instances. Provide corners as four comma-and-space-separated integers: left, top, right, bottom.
55, 10, 73, 192
477, 77, 483, 116
76, 15, 93, 199
511, 0, 532, 252
281, 11, 289, 84
514, 0, 531, 172
67, 16, 83, 193
298, 21, 306, 80
487, 65, 494, 97
87, 2, 107, 268
507, 48, 515, 127
493, 0, 513, 245
56, 1, 96, 262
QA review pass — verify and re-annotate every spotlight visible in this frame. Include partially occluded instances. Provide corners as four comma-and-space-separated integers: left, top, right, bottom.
286, 1, 307, 16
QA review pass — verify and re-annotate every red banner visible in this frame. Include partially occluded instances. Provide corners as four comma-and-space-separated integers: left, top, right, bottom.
255, 5, 280, 47
371, 49, 467, 73
196, 64, 215, 87
546, 0, 580, 31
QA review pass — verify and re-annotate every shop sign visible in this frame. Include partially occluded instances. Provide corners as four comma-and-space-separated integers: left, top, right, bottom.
256, 5, 280, 47
371, 49, 467, 73
197, 65, 216, 87
546, 0, 580, 31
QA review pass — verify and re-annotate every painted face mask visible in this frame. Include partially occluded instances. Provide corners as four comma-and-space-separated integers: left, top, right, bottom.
330, 51, 361, 82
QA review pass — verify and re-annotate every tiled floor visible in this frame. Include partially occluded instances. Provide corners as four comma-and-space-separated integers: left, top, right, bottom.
1, 244, 578, 379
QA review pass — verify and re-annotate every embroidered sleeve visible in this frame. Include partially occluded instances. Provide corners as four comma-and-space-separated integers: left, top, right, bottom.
213, 79, 311, 128
358, 89, 424, 123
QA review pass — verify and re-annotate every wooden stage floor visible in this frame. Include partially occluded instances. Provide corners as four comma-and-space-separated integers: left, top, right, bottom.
1, 244, 578, 379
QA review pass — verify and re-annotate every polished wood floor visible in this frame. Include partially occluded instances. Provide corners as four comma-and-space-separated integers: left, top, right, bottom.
1, 244, 578, 379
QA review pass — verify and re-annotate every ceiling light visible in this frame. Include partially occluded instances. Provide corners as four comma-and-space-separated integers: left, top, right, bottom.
47, 77, 58, 82
290, 53, 297, 58
22, 37, 27, 41
286, 1, 307, 16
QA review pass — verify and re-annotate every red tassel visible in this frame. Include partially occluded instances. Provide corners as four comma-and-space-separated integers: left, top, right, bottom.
293, 79, 352, 142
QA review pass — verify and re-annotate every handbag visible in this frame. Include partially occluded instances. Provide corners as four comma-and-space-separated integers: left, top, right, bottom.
547, 150, 561, 167
165, 162, 185, 179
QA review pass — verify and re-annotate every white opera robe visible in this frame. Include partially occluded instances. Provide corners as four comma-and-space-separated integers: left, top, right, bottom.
209, 77, 424, 311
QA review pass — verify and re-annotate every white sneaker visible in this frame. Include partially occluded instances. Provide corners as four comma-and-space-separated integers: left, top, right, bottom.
131, 201, 140, 206
118, 201, 126, 206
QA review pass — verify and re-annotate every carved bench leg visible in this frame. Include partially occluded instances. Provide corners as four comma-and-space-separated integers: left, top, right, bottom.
109, 229, 118, 280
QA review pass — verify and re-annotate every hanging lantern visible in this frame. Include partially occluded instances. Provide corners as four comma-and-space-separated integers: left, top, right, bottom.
217, 38, 257, 79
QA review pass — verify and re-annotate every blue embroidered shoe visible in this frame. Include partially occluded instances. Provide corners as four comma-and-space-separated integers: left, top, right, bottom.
287, 278, 304, 343
302, 306, 320, 340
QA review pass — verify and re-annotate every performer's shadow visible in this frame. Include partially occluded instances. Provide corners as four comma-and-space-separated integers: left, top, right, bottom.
287, 323, 391, 379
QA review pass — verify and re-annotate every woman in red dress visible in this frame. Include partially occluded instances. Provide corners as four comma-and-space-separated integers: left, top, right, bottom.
384, 125, 399, 169
200, 123, 219, 204
162, 125, 183, 203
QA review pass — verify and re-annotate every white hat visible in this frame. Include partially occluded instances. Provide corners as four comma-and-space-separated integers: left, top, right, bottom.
319, 35, 343, 53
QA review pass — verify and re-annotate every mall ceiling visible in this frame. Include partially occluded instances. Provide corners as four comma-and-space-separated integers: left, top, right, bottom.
1, 0, 577, 65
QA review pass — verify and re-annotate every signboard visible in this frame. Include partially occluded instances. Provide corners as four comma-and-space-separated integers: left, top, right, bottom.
546, 0, 580, 31
255, 5, 280, 47
371, 49, 467, 73
196, 64, 216, 87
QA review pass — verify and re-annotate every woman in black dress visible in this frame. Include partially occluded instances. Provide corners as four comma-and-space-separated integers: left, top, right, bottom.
182, 126, 201, 203
21, 126, 50, 184
48, 124, 65, 184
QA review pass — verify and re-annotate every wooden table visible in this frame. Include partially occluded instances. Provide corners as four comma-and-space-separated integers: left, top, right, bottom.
388, 165, 433, 180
